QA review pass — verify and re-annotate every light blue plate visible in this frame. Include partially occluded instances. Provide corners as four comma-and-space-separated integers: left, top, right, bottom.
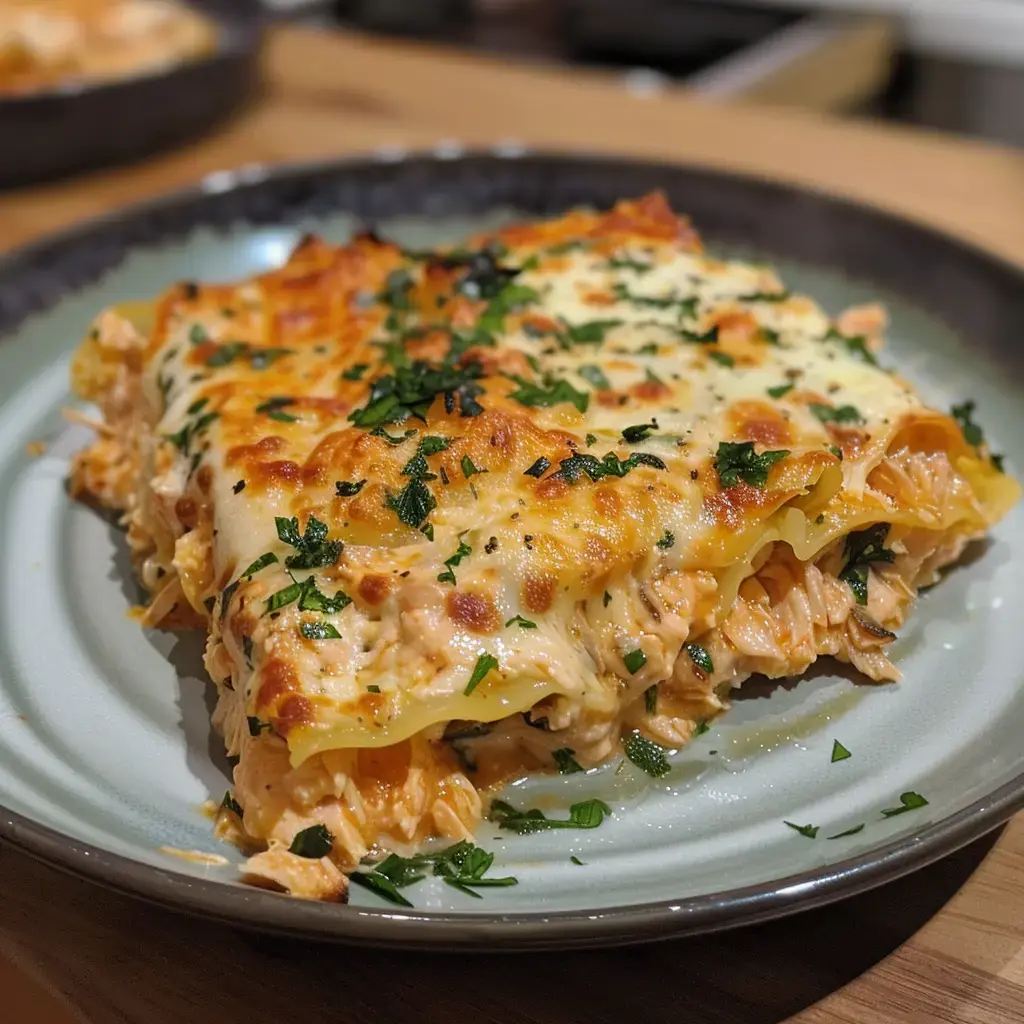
0, 152, 1021, 948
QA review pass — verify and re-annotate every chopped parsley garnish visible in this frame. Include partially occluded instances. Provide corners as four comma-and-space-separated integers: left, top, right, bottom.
684, 642, 714, 675
831, 739, 852, 763
552, 748, 584, 774
738, 290, 791, 302
301, 620, 342, 640
605, 256, 652, 273
838, 523, 894, 605
826, 327, 879, 367
372, 426, 416, 445
624, 732, 671, 778
400, 435, 451, 479
708, 351, 734, 368
563, 319, 623, 344
335, 479, 366, 497
571, 855, 586, 866
612, 282, 676, 310
656, 530, 675, 550
342, 363, 369, 381
247, 716, 272, 736
505, 614, 537, 629
255, 396, 299, 423
694, 720, 710, 736
188, 324, 208, 345
387, 477, 436, 529
437, 538, 472, 585
622, 422, 656, 443
951, 400, 1004, 470
552, 450, 666, 484
784, 821, 819, 839
829, 445, 844, 460
677, 325, 719, 345
476, 282, 540, 335
351, 360, 485, 427
249, 348, 293, 370
241, 552, 278, 578
461, 455, 486, 479
713, 441, 790, 489
809, 403, 863, 425
379, 268, 415, 309
288, 824, 334, 858
578, 364, 611, 391
367, 684, 381, 693
523, 457, 551, 478
205, 342, 247, 367
623, 648, 647, 674
507, 374, 589, 414
827, 824, 865, 839
275, 515, 343, 570
266, 581, 302, 612
464, 652, 498, 695
351, 841, 517, 906
644, 685, 658, 714
187, 397, 208, 415
586, 433, 598, 447
490, 798, 612, 834
233, 479, 246, 494
603, 591, 612, 607
881, 791, 929, 817
221, 791, 243, 817
297, 577, 352, 614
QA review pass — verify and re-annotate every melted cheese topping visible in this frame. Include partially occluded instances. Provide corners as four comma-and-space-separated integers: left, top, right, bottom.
0, 0, 214, 94
70, 193, 1019, 889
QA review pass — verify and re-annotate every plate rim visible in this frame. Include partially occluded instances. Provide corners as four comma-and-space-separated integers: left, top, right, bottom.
1, 146, 1022, 949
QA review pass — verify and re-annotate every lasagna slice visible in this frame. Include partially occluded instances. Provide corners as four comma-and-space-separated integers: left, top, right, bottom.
69, 193, 1019, 900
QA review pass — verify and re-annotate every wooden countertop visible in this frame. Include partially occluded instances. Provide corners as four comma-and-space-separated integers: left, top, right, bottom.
2, 25, 1024, 1024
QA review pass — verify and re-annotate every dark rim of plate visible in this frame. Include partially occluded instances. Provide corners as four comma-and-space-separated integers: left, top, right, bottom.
1, 148, 1022, 950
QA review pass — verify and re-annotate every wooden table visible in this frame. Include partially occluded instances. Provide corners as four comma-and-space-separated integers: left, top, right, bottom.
2, 26, 1024, 1024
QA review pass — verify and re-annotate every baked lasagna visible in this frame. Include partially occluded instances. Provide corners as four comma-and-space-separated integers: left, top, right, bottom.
69, 193, 1019, 901
0, 0, 213, 94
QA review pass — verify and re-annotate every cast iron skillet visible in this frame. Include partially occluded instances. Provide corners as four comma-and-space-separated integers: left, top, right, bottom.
0, 0, 265, 189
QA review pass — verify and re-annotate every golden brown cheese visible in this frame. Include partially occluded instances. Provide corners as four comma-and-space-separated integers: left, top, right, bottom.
69, 192, 1019, 896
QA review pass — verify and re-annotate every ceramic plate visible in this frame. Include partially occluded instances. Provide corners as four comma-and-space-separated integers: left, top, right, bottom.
0, 0, 264, 189
1, 151, 1022, 950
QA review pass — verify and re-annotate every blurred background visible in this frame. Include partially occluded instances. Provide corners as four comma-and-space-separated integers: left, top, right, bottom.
267, 0, 1024, 147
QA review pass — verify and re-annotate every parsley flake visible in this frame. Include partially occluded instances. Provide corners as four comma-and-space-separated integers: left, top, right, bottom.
623, 648, 647, 674
552, 748, 584, 774
809, 403, 863, 425
831, 739, 852, 763
523, 456, 551, 478
461, 455, 486, 479
622, 422, 656, 443
784, 821, 819, 839
684, 642, 714, 675
507, 374, 589, 414
713, 441, 790, 489
335, 479, 366, 497
289, 824, 334, 858
464, 653, 498, 695
505, 614, 537, 629
827, 824, 866, 839
624, 732, 671, 778
490, 798, 612, 834
437, 538, 472, 585
881, 791, 929, 817
275, 516, 342, 570
578, 364, 611, 391
301, 620, 342, 640
839, 524, 894, 605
